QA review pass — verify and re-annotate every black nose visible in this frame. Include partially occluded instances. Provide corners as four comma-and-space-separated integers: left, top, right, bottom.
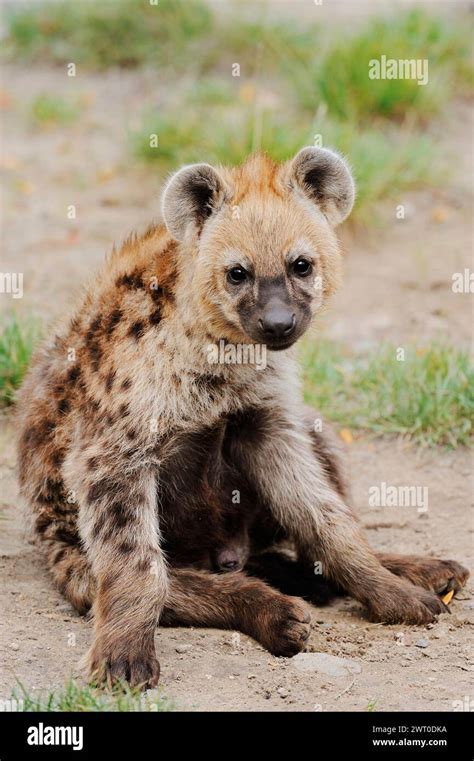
259, 309, 296, 339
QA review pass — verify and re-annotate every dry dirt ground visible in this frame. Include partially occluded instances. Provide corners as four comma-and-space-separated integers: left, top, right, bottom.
0, 59, 472, 711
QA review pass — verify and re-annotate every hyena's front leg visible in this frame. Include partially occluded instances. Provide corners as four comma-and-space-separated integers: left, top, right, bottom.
232, 406, 448, 625
72, 460, 167, 688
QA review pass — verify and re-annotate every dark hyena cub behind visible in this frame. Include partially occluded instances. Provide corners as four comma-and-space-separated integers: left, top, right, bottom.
17, 147, 469, 688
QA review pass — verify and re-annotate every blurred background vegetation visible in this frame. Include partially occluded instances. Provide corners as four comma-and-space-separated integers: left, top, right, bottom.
4, 0, 472, 221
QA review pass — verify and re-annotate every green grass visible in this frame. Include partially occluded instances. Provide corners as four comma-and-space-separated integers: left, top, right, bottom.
0, 315, 41, 406
132, 105, 313, 168
301, 339, 473, 448
30, 93, 81, 128
292, 10, 473, 121
199, 14, 318, 78
4, 0, 212, 69
11, 679, 172, 712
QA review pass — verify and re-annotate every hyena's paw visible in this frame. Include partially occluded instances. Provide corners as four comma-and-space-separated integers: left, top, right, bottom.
86, 640, 160, 690
386, 556, 470, 596
367, 579, 449, 626
254, 595, 311, 657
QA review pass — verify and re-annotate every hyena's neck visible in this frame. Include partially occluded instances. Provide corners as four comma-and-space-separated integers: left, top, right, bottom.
162, 253, 240, 377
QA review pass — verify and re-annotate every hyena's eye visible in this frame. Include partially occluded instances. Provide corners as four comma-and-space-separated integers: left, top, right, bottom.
292, 258, 312, 277
227, 266, 248, 285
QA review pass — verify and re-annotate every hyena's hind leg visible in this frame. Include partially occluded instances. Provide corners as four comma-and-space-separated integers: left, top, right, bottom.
17, 409, 97, 615
46, 539, 96, 615
34, 508, 96, 615
376, 554, 469, 597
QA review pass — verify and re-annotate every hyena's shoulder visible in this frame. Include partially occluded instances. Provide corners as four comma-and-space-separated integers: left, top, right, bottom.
17, 224, 180, 479
25, 222, 178, 393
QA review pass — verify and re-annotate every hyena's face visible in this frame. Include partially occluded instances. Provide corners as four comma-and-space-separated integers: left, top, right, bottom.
162, 148, 355, 349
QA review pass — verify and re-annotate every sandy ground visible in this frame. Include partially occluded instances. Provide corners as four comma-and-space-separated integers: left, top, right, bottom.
0, 53, 472, 711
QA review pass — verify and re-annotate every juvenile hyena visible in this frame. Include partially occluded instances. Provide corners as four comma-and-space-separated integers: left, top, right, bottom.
17, 148, 468, 688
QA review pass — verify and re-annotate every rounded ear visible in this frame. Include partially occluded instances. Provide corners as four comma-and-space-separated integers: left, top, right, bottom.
289, 146, 355, 226
161, 163, 229, 241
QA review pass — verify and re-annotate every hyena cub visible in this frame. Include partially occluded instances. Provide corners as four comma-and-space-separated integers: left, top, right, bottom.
17, 147, 469, 688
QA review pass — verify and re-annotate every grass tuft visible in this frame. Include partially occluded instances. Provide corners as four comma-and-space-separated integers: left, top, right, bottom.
292, 9, 473, 120
301, 339, 473, 448
30, 93, 81, 128
11, 678, 172, 712
0, 315, 41, 406
132, 105, 312, 168
5, 0, 212, 69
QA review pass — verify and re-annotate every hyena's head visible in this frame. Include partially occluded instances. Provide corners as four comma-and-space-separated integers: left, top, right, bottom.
162, 147, 354, 350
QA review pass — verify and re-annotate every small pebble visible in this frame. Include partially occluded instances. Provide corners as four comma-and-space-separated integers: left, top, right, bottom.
9, 642, 19, 651
277, 687, 289, 698
415, 639, 429, 649
175, 644, 192, 654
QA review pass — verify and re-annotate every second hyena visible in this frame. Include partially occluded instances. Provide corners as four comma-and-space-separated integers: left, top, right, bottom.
17, 147, 469, 688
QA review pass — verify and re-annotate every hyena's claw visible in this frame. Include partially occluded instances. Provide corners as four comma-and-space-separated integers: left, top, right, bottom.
86, 643, 160, 690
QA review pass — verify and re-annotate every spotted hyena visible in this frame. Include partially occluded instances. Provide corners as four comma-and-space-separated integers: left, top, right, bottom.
17, 147, 469, 688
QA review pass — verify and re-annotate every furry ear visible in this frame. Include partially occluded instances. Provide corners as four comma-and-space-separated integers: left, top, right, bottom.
161, 163, 228, 241
289, 147, 355, 226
